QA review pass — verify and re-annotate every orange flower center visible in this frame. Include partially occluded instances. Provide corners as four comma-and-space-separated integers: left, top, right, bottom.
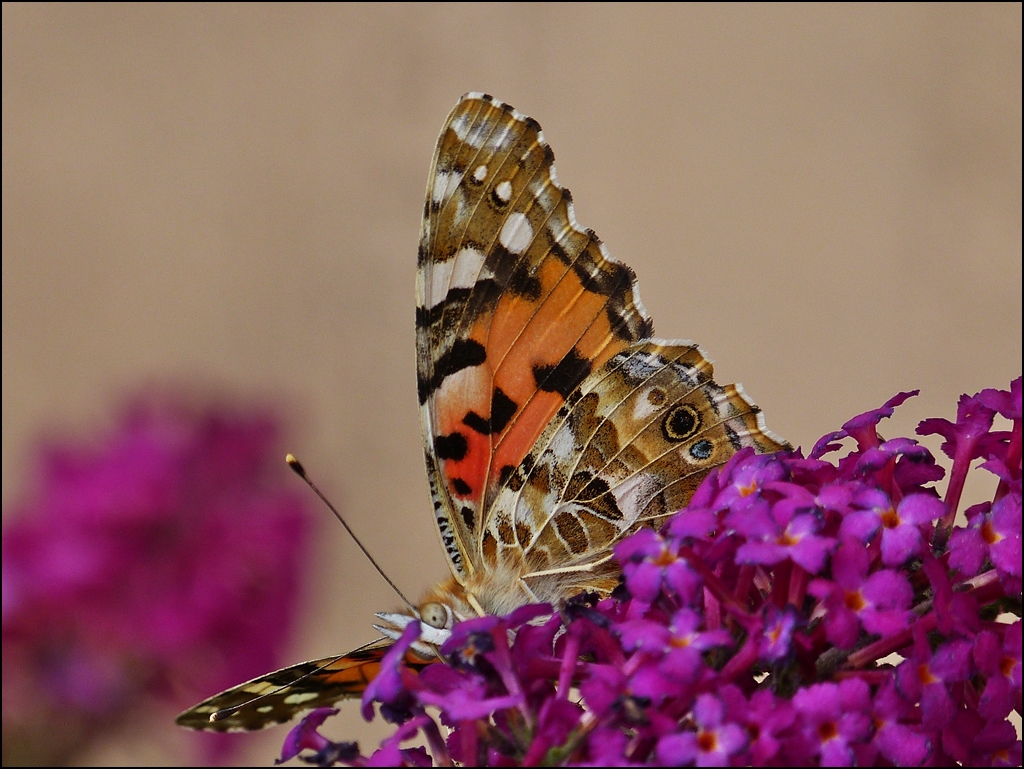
777, 531, 799, 546
697, 730, 719, 752
982, 520, 1004, 545
653, 547, 677, 567
844, 590, 866, 612
880, 508, 900, 529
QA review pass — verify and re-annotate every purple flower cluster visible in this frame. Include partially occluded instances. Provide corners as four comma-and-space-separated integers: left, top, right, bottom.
281, 380, 1021, 767
2, 390, 311, 765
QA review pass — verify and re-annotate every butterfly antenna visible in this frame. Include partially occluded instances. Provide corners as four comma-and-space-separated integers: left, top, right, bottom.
286, 454, 417, 613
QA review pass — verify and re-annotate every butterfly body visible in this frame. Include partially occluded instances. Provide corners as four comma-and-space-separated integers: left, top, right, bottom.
176, 93, 788, 733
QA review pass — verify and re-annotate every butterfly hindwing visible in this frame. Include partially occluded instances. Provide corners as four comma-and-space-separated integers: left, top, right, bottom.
175, 641, 431, 733
482, 342, 788, 599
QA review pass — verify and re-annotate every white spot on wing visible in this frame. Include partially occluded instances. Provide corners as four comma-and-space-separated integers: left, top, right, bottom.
428, 260, 455, 303
609, 474, 653, 528
450, 248, 487, 290
632, 388, 661, 421
436, 364, 490, 410
474, 164, 488, 182
517, 491, 556, 530
465, 121, 488, 148
432, 171, 462, 205
710, 386, 733, 418
427, 247, 487, 303
283, 692, 320, 705
548, 429, 576, 463
620, 352, 665, 381
500, 212, 533, 255
495, 180, 513, 203
450, 113, 470, 141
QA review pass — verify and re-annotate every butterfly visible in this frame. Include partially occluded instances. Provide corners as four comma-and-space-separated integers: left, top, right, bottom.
176, 93, 788, 732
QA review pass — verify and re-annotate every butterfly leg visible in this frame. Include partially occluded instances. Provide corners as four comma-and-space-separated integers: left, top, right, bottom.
466, 592, 488, 617
517, 579, 542, 603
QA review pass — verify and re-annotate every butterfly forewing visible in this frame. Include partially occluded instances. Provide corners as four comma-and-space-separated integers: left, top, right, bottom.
175, 641, 432, 732
417, 94, 656, 581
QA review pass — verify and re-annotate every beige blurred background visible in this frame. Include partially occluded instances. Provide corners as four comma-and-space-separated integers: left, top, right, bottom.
3, 3, 1021, 765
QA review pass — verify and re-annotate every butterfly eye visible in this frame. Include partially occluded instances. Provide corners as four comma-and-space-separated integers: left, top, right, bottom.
419, 602, 451, 630
662, 403, 703, 442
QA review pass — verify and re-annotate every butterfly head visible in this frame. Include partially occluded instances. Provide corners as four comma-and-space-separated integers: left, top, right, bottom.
373, 577, 476, 657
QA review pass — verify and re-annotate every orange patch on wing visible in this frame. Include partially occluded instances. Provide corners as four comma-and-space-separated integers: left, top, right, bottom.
574, 307, 624, 371
488, 260, 571, 363
491, 390, 564, 475
490, 266, 604, 409
485, 264, 633, 492
433, 257, 634, 507
449, 429, 491, 501
323, 649, 434, 694
323, 658, 381, 690
434, 328, 493, 501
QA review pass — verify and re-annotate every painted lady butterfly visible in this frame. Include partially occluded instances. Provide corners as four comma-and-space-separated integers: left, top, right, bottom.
176, 93, 788, 732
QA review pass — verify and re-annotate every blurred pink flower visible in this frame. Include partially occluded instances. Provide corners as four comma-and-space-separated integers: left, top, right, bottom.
2, 389, 312, 764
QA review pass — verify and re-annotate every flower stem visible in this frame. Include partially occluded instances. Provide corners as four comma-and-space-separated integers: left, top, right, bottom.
678, 545, 757, 629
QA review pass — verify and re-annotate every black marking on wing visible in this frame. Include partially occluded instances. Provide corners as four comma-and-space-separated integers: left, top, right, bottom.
435, 432, 468, 461
462, 387, 518, 436
533, 348, 593, 400
506, 260, 543, 300
418, 338, 487, 405
416, 287, 471, 329
662, 403, 703, 442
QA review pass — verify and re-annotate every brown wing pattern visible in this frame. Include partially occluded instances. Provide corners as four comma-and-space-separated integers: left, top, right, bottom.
482, 343, 789, 599
175, 641, 432, 732
417, 93, 654, 581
